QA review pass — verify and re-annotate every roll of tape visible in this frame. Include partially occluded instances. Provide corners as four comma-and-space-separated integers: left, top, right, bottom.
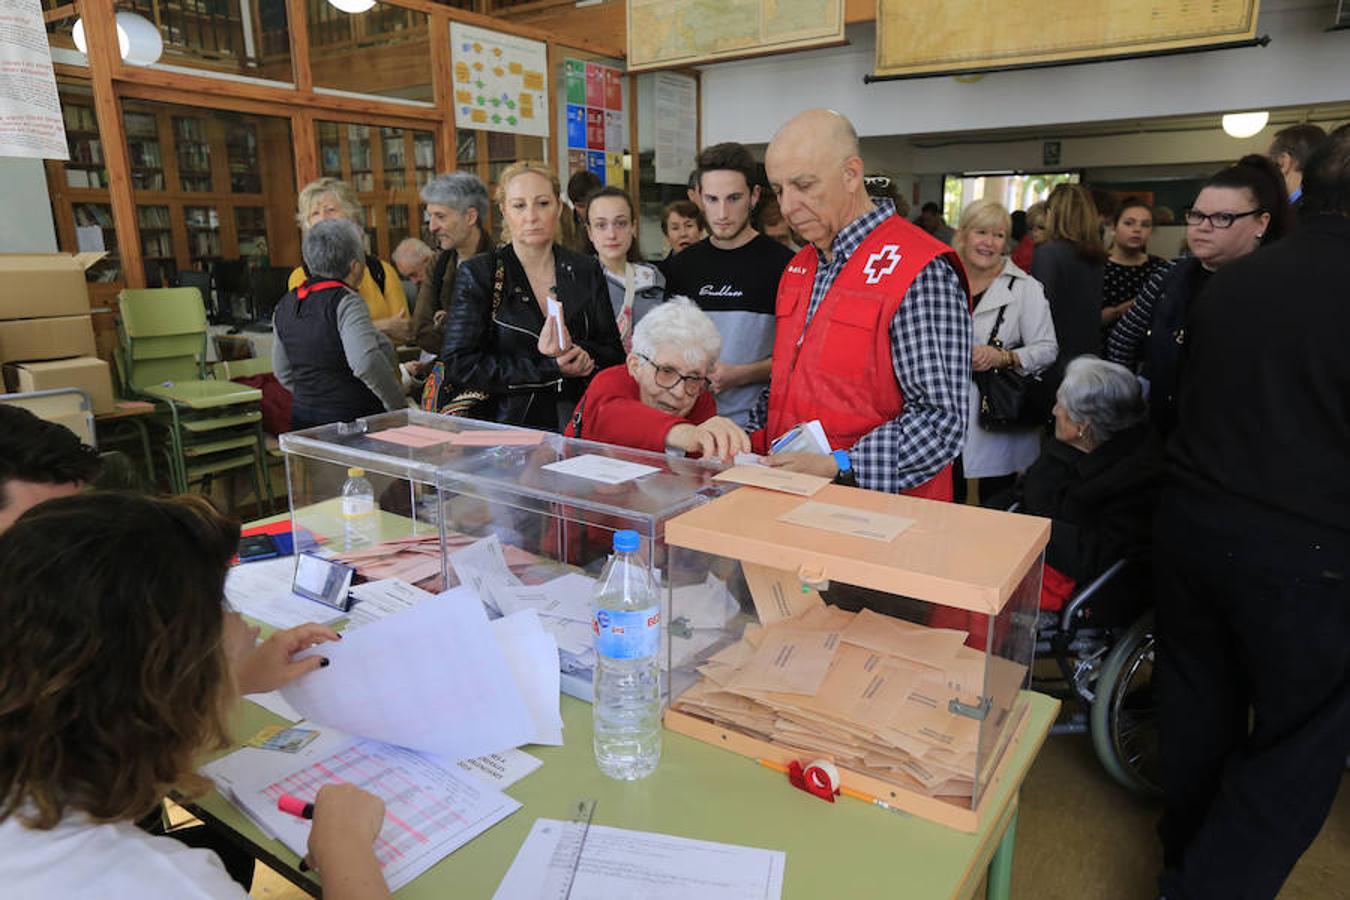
803, 759, 839, 796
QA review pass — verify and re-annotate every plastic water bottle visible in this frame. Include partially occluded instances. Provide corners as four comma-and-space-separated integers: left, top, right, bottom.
592, 529, 662, 780
340, 466, 377, 551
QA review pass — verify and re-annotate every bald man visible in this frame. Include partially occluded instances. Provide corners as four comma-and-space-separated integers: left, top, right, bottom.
749, 109, 972, 498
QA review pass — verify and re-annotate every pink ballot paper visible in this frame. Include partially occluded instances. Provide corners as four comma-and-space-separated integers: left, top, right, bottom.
367, 424, 456, 448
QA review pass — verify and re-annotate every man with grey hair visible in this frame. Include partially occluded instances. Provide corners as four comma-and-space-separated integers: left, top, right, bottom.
412, 171, 493, 355
393, 237, 435, 295
750, 108, 972, 499
272, 218, 406, 430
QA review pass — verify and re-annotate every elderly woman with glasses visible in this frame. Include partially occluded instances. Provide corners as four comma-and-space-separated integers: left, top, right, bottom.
1106, 155, 1289, 433
565, 297, 750, 461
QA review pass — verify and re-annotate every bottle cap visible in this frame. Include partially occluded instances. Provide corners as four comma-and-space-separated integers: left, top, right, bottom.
613, 530, 640, 553
347, 467, 365, 477
832, 450, 851, 473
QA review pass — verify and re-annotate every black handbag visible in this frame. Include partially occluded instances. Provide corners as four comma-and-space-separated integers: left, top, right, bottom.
974, 285, 1052, 430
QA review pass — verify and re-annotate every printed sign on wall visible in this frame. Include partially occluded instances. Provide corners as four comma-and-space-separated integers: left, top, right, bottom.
451, 22, 549, 138
564, 58, 625, 185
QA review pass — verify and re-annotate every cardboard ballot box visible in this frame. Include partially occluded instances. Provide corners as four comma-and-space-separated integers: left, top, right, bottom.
663, 485, 1049, 832
279, 408, 736, 700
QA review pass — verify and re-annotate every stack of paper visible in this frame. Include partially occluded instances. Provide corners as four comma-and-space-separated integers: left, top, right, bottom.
204, 726, 522, 892
495, 818, 785, 900
279, 587, 562, 756
334, 532, 549, 594
672, 605, 1026, 802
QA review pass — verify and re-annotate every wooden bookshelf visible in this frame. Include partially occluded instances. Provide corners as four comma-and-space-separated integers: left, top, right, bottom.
312, 118, 438, 259
46, 90, 300, 290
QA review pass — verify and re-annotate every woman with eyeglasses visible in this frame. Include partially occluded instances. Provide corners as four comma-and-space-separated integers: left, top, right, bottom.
585, 186, 666, 352
1106, 155, 1288, 432
438, 161, 624, 431
564, 297, 750, 461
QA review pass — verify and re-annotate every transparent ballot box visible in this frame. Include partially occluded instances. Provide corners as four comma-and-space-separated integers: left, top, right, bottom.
279, 408, 735, 699
662, 484, 1049, 832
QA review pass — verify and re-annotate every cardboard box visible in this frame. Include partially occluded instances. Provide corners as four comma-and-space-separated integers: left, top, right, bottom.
4, 356, 115, 414
0, 315, 98, 364
0, 253, 105, 321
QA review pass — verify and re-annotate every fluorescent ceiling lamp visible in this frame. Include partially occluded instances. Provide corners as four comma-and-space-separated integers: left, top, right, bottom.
326, 0, 378, 12
1221, 111, 1270, 139
72, 12, 164, 66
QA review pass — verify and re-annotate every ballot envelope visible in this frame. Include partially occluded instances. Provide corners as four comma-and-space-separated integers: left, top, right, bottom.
662, 484, 1049, 832
278, 408, 737, 700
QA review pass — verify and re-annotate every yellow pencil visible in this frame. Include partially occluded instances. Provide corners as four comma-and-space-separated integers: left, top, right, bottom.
755, 759, 909, 817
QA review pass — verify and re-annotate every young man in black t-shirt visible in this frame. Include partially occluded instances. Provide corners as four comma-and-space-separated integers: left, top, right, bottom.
665, 142, 794, 427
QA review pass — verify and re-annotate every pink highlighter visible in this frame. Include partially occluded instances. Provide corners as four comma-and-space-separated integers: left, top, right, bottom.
277, 793, 315, 820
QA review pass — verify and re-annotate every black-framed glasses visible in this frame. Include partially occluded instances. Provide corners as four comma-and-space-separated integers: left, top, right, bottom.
1183, 208, 1264, 229
863, 175, 892, 188
637, 353, 710, 394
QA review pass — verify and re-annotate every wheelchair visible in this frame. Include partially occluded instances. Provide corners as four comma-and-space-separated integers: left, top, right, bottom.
1032, 556, 1162, 798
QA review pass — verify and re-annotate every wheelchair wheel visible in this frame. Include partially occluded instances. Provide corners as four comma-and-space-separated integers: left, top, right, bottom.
1090, 609, 1163, 797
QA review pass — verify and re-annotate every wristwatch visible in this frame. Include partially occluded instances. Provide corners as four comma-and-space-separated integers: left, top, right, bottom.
832, 449, 858, 487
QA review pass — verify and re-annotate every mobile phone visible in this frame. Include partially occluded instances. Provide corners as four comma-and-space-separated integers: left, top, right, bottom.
292, 553, 355, 612
237, 532, 281, 562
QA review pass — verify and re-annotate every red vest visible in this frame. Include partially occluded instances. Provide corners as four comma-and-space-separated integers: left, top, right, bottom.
766, 214, 968, 501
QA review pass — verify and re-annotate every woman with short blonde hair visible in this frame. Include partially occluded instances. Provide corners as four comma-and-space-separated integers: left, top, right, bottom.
289, 177, 410, 343
954, 199, 1058, 502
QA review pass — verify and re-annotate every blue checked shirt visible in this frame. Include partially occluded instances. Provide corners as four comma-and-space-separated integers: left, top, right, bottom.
748, 199, 972, 493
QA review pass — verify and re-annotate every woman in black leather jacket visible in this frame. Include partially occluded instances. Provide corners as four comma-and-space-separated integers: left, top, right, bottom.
438, 161, 624, 431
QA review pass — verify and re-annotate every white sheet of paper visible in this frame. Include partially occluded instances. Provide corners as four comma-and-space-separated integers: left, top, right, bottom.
456, 748, 543, 789
226, 561, 347, 630
489, 572, 595, 623
344, 578, 435, 630
776, 500, 916, 542
542, 454, 661, 485
546, 296, 569, 351
494, 818, 786, 900
279, 587, 537, 761
490, 609, 564, 746
75, 225, 105, 252
538, 613, 595, 658
217, 733, 521, 892
450, 535, 523, 609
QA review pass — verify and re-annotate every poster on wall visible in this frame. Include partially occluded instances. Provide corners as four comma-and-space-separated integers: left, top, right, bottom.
450, 21, 549, 138
0, 0, 68, 159
564, 58, 625, 185
653, 71, 696, 186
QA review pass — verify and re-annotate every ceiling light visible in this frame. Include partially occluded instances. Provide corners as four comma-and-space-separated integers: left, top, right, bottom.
326, 0, 378, 12
71, 12, 163, 66
1221, 111, 1269, 139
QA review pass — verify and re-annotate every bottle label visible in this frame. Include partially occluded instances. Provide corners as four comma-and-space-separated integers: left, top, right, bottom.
342, 497, 374, 519
593, 605, 661, 660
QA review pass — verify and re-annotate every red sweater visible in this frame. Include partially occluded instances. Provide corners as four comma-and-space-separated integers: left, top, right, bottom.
565, 364, 717, 454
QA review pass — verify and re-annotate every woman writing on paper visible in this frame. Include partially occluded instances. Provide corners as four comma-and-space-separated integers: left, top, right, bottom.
438, 161, 624, 431
0, 492, 391, 899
